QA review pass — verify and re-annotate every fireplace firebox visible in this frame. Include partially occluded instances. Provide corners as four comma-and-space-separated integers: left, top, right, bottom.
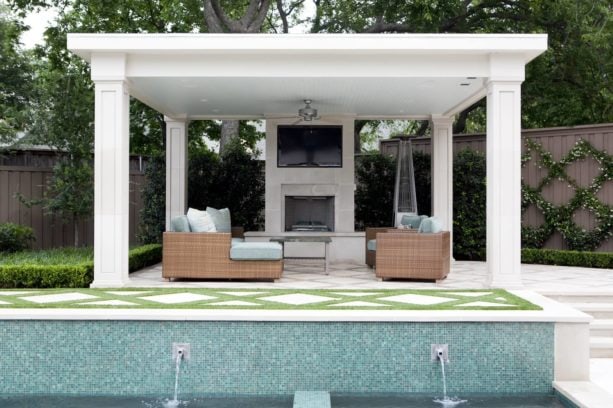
285, 196, 334, 232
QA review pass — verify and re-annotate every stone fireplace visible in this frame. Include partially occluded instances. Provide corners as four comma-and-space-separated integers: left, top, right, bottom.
285, 196, 335, 232
244, 117, 364, 264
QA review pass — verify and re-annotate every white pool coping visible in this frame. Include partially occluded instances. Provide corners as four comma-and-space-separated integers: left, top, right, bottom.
0, 291, 592, 323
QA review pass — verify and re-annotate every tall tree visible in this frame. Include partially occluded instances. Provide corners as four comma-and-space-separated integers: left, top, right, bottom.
0, 6, 34, 146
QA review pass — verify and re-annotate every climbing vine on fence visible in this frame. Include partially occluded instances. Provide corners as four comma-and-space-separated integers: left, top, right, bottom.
521, 138, 613, 251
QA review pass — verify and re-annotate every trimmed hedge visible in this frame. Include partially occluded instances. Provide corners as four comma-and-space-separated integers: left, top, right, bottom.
0, 244, 162, 288
128, 244, 163, 272
0, 264, 93, 288
522, 248, 613, 269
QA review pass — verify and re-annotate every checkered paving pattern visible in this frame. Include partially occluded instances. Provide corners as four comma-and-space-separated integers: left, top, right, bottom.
0, 288, 532, 310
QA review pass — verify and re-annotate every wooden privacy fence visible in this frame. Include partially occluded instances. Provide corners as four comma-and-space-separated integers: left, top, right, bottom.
381, 123, 613, 252
0, 157, 146, 249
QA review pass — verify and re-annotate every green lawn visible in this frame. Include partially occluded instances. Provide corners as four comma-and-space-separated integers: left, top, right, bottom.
0, 247, 93, 265
0, 288, 541, 311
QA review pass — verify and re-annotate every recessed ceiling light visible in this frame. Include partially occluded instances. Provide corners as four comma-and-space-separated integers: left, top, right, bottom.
466, 77, 477, 79
212, 108, 220, 113
460, 83, 470, 86
200, 98, 208, 103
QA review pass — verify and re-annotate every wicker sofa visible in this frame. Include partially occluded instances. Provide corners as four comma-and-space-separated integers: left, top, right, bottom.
162, 227, 283, 281
366, 228, 450, 281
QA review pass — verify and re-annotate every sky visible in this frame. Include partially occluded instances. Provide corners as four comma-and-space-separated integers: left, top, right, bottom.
20, 6, 58, 48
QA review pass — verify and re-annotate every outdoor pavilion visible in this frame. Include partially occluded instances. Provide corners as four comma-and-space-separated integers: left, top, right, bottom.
67, 33, 548, 288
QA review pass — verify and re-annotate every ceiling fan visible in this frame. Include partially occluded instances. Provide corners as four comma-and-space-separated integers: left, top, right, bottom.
267, 99, 321, 124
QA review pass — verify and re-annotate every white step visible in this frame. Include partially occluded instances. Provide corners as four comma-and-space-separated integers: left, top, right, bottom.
544, 293, 613, 304
591, 320, 613, 337
569, 303, 613, 319
590, 337, 613, 358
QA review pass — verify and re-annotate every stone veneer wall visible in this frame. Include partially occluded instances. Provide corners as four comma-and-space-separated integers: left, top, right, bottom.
265, 117, 356, 233
0, 321, 553, 396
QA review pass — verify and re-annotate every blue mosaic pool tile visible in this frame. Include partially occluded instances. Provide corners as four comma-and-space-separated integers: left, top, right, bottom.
0, 321, 554, 396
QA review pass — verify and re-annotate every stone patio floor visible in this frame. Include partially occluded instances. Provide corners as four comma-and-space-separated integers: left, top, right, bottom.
129, 260, 613, 291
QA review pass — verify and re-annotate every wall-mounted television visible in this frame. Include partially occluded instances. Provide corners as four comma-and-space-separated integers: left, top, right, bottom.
277, 125, 342, 168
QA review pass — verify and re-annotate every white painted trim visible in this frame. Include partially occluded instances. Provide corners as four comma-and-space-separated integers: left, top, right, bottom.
68, 33, 548, 61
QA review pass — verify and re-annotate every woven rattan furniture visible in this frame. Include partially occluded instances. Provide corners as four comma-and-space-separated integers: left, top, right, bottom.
374, 230, 450, 281
162, 228, 283, 281
365, 227, 392, 267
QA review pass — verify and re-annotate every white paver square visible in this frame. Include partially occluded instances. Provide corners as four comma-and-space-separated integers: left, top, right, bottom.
446, 291, 492, 297
378, 294, 455, 305
331, 292, 378, 297
218, 291, 267, 297
260, 293, 336, 305
105, 291, 151, 296
80, 300, 137, 306
140, 293, 216, 304
0, 291, 36, 296
459, 301, 513, 307
210, 300, 260, 306
332, 301, 386, 307
0, 300, 12, 305
20, 292, 98, 304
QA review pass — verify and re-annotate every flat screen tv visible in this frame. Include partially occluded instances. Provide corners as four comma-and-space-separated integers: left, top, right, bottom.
277, 125, 342, 168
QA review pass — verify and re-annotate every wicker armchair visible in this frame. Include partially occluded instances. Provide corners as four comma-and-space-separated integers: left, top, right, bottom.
162, 227, 283, 281
374, 230, 450, 281
365, 227, 392, 267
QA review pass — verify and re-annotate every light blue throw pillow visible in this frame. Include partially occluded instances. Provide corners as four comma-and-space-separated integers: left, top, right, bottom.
170, 215, 191, 232
206, 207, 231, 233
418, 217, 443, 233
400, 214, 427, 229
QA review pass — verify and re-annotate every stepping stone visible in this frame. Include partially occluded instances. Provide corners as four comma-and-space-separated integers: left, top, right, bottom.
331, 301, 386, 307
0, 291, 36, 296
331, 292, 378, 297
378, 294, 455, 305
209, 300, 259, 306
446, 291, 492, 297
495, 297, 508, 301
105, 291, 151, 296
140, 293, 216, 304
458, 301, 514, 307
218, 291, 267, 297
293, 391, 331, 408
20, 292, 98, 304
260, 294, 336, 305
80, 300, 137, 306
0, 300, 12, 305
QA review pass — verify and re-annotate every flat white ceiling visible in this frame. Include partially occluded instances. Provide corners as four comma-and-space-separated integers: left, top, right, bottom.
130, 76, 484, 119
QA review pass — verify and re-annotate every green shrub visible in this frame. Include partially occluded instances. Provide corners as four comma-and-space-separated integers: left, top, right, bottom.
354, 153, 396, 230
128, 244, 162, 272
0, 223, 35, 253
522, 248, 613, 269
138, 155, 166, 244
0, 264, 93, 288
188, 143, 265, 231
452, 149, 487, 260
0, 244, 162, 288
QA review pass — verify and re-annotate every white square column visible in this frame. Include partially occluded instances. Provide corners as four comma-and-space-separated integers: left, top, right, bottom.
430, 115, 454, 260
486, 80, 523, 288
165, 117, 188, 230
91, 80, 130, 287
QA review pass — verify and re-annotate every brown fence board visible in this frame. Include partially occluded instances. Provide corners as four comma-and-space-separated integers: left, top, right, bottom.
0, 165, 145, 249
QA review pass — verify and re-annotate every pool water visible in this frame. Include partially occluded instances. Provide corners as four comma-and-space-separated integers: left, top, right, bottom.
0, 394, 568, 408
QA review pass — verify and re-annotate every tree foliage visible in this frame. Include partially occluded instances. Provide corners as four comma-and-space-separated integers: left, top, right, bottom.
0, 6, 34, 145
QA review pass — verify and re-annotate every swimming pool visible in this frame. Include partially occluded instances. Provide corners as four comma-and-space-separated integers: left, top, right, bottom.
0, 394, 570, 407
